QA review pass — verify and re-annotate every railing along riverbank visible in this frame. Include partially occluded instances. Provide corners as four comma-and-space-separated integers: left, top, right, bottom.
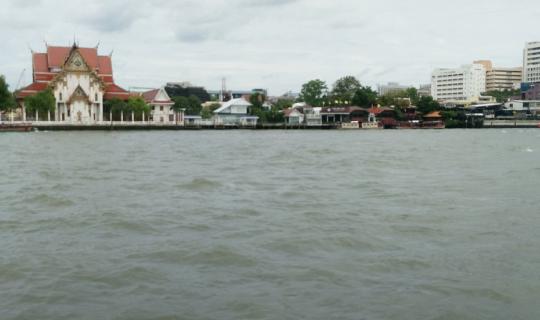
3, 120, 539, 131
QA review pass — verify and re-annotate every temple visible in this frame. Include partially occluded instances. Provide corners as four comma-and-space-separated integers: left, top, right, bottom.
17, 43, 129, 123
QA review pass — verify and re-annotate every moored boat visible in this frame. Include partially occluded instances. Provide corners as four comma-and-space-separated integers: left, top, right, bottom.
0, 123, 33, 132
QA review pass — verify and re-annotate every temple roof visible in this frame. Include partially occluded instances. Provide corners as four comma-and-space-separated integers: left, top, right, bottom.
18, 44, 128, 100
32, 45, 114, 79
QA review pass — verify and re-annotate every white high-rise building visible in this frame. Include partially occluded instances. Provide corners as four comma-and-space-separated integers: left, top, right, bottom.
431, 64, 486, 101
523, 42, 540, 83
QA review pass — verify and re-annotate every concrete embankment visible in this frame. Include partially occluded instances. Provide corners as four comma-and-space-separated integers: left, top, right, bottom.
25, 121, 540, 131
483, 120, 540, 128
31, 123, 339, 131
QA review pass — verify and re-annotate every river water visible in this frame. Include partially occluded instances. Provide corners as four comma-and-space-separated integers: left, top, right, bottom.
0, 130, 539, 320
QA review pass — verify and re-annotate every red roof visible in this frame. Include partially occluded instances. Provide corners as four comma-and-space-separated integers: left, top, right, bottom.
142, 89, 159, 102
368, 107, 394, 115
98, 56, 113, 74
17, 82, 49, 98
424, 111, 442, 118
104, 83, 130, 100
283, 108, 300, 117
33, 53, 48, 73
141, 89, 173, 104
18, 44, 123, 100
31, 45, 114, 77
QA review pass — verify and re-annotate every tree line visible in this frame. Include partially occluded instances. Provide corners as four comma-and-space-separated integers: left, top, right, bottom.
298, 75, 441, 115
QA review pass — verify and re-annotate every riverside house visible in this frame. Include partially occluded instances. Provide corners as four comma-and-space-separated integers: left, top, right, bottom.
283, 104, 322, 126
140, 88, 183, 124
16, 43, 129, 123
284, 108, 304, 124
321, 107, 369, 124
213, 98, 258, 126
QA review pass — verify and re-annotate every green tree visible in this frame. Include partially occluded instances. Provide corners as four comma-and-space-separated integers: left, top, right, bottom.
249, 92, 264, 109
126, 96, 150, 120
201, 102, 221, 119
352, 86, 378, 108
104, 98, 127, 120
331, 76, 362, 105
299, 79, 328, 107
185, 95, 202, 116
0, 75, 16, 111
172, 96, 189, 113
405, 87, 419, 105
416, 96, 440, 115
483, 89, 520, 103
24, 88, 55, 117
273, 98, 294, 110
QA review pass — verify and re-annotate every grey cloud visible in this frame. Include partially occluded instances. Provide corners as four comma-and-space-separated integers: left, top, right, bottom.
3, 0, 539, 95
177, 29, 215, 43
241, 0, 298, 7
80, 2, 148, 33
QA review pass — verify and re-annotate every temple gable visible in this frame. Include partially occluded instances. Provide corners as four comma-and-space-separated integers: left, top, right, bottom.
64, 48, 91, 72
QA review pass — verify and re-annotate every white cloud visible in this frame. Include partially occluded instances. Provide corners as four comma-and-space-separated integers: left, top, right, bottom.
1, 0, 538, 95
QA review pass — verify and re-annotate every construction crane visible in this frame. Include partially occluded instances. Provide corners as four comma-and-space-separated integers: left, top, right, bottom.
15, 69, 26, 91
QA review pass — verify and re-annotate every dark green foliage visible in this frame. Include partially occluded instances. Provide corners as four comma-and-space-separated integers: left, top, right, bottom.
331, 76, 362, 105
173, 95, 202, 116
104, 97, 150, 120
440, 110, 483, 128
165, 84, 210, 102
405, 87, 419, 105
416, 96, 441, 115
483, 89, 520, 103
249, 92, 265, 109
299, 79, 328, 107
378, 87, 419, 107
126, 96, 151, 120
104, 98, 127, 120
250, 107, 284, 124
351, 86, 378, 108
24, 88, 55, 116
0, 75, 16, 111
201, 102, 221, 119
273, 98, 294, 110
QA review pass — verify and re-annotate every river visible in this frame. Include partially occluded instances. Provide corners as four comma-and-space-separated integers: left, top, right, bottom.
1, 130, 539, 319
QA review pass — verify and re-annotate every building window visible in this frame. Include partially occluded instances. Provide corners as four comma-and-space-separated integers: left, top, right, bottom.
160, 106, 164, 111
59, 93, 62, 101
95, 93, 98, 102
152, 106, 155, 111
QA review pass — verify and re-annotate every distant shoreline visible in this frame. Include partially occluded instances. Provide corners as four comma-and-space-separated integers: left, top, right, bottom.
16, 121, 538, 131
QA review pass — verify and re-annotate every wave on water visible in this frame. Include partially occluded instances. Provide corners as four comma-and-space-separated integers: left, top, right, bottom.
175, 178, 223, 191
24, 193, 74, 208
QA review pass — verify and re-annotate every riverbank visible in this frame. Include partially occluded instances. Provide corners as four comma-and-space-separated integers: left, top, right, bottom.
2, 120, 539, 131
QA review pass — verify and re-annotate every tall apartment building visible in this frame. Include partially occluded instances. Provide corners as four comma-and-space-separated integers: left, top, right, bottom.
431, 64, 486, 101
523, 42, 540, 83
474, 60, 522, 92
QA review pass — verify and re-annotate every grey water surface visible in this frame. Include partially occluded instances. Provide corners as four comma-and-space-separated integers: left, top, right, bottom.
1, 130, 539, 320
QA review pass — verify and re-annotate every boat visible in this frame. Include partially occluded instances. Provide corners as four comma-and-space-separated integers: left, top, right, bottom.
0, 123, 33, 132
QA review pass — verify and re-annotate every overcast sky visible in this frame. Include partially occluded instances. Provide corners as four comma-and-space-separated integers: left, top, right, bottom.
1, 0, 539, 95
